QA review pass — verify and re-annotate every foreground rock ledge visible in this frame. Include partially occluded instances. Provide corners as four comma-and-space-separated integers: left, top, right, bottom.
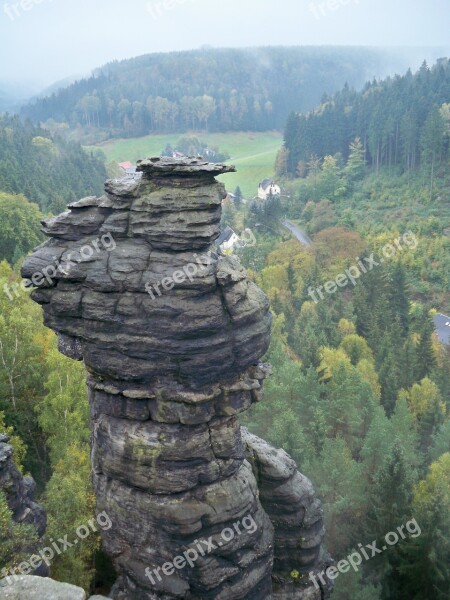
22, 157, 332, 599
0, 576, 107, 600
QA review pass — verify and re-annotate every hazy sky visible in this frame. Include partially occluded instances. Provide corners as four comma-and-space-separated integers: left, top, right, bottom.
0, 0, 449, 89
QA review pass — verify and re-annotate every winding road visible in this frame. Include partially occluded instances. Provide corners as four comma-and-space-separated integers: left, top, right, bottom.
281, 220, 450, 348
434, 313, 450, 346
281, 219, 312, 247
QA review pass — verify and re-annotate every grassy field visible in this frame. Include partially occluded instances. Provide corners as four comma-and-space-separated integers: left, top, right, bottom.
87, 131, 282, 200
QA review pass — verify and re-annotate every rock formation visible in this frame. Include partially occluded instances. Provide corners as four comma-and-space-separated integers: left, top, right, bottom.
0, 435, 47, 558
0, 575, 108, 600
22, 157, 331, 599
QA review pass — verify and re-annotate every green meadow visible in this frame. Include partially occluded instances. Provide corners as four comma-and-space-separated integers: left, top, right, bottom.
87, 131, 283, 200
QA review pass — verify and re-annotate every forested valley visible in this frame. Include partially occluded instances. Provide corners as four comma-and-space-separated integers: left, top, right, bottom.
225, 58, 450, 600
0, 51, 449, 599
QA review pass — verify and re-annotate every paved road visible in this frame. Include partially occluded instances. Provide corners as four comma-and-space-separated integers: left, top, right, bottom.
281, 219, 312, 247
434, 313, 450, 346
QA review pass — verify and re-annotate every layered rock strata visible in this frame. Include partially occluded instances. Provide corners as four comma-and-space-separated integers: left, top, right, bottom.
23, 157, 330, 599
243, 431, 333, 599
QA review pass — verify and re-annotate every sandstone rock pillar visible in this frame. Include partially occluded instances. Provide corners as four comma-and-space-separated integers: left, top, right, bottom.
22, 158, 330, 599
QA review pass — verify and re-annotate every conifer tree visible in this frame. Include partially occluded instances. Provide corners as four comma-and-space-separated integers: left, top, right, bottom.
387, 262, 410, 337
345, 137, 366, 181
415, 311, 436, 380
233, 186, 243, 209
396, 454, 450, 600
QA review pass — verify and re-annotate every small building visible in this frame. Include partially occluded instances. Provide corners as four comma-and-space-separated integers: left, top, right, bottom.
258, 179, 281, 200
216, 226, 241, 253
118, 161, 137, 175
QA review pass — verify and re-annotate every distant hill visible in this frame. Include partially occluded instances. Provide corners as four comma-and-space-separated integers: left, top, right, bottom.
21, 46, 421, 142
283, 58, 450, 174
0, 81, 41, 114
29, 75, 85, 102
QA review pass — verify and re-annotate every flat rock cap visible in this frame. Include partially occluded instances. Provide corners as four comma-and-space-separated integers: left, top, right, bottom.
136, 156, 236, 176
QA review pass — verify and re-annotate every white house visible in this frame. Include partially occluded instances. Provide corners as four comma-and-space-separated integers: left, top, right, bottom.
258, 179, 281, 200
216, 226, 241, 253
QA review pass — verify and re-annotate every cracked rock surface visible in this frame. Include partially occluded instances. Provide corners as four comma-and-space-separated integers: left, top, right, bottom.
23, 157, 330, 599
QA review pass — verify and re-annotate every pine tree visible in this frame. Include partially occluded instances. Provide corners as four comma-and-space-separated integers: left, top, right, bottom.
305, 437, 366, 555
369, 442, 416, 538
377, 334, 402, 416
324, 361, 377, 455
415, 311, 436, 379
388, 262, 410, 337
345, 137, 366, 181
318, 155, 346, 200
274, 146, 290, 178
361, 406, 393, 483
396, 454, 450, 600
398, 337, 417, 391
420, 106, 445, 201
287, 261, 296, 296
430, 350, 450, 412
233, 186, 243, 209
430, 420, 450, 461
365, 442, 417, 599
